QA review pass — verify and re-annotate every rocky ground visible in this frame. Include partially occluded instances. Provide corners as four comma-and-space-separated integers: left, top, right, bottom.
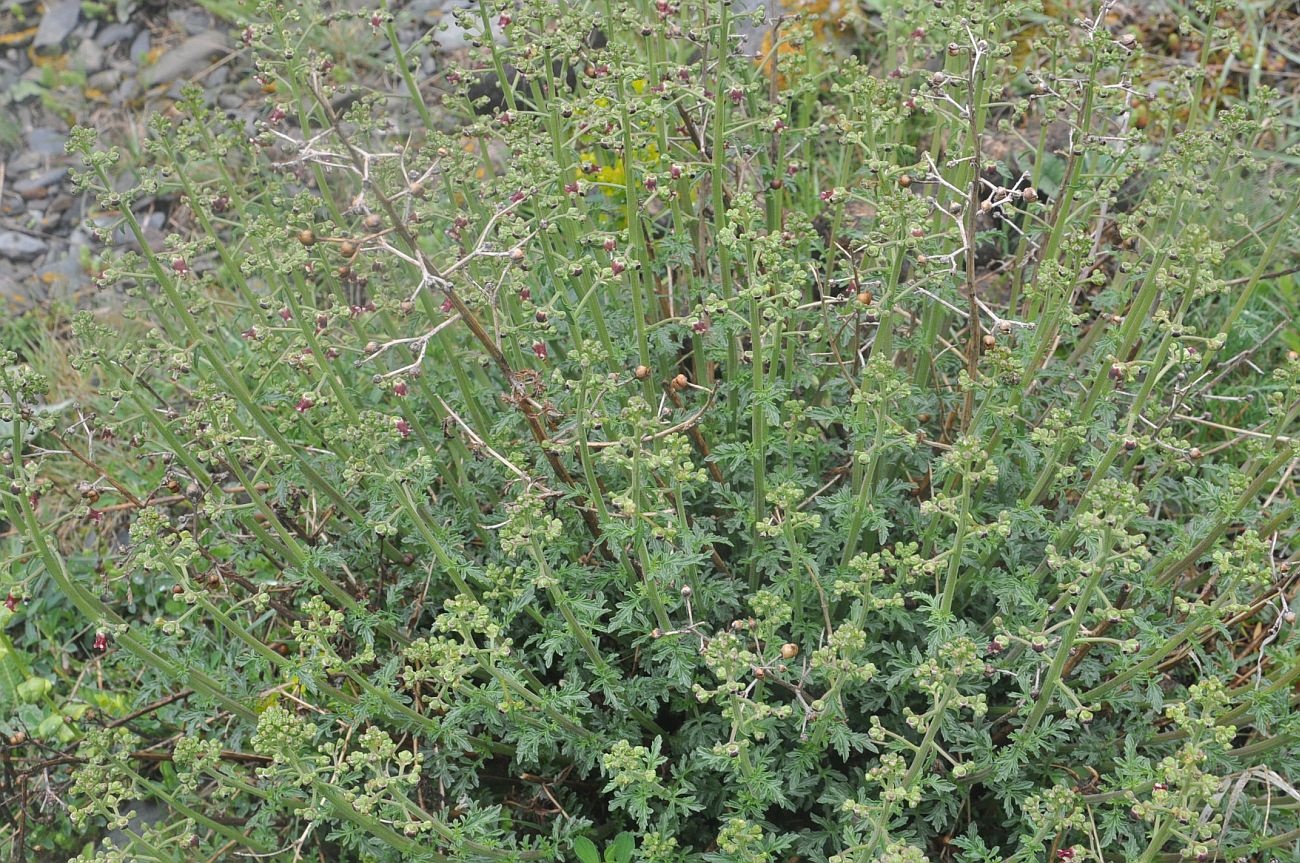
1, 1, 248, 312
0, 0, 782, 315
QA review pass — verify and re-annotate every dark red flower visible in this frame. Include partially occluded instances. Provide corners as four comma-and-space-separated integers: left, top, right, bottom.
532, 342, 547, 360
295, 396, 314, 413
93, 631, 108, 652
395, 417, 412, 437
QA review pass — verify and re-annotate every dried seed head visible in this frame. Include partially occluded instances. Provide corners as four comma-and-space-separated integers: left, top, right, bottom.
982, 334, 997, 349
856, 290, 873, 306
898, 173, 913, 188
364, 213, 382, 230
671, 373, 688, 391
298, 229, 316, 246
634, 364, 651, 381
1022, 187, 1039, 203
339, 241, 357, 258
780, 642, 798, 660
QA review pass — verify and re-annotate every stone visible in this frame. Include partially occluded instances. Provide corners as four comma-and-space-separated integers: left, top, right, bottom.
32, 0, 81, 52
72, 37, 105, 72
129, 30, 151, 65
88, 68, 123, 92
25, 127, 66, 156
95, 23, 136, 48
141, 30, 226, 87
0, 231, 48, 262
114, 78, 139, 103
13, 168, 68, 198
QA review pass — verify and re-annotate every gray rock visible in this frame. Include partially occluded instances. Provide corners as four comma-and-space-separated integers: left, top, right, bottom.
73, 38, 105, 72
129, 30, 151, 65
26, 127, 66, 156
88, 68, 123, 92
114, 78, 139, 103
32, 0, 81, 51
95, 23, 136, 48
0, 231, 48, 262
13, 168, 68, 198
167, 8, 215, 37
141, 31, 226, 87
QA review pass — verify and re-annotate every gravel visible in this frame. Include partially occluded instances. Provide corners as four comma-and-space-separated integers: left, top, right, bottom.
32, 0, 81, 52
0, 231, 48, 262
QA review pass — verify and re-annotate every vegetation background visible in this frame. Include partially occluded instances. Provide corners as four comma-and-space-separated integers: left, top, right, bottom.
1, 1, 1299, 862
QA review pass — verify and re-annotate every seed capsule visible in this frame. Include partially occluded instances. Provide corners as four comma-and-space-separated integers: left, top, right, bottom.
671, 373, 688, 391
634, 365, 651, 381
780, 643, 798, 660
364, 213, 382, 230
898, 174, 913, 188
339, 241, 357, 257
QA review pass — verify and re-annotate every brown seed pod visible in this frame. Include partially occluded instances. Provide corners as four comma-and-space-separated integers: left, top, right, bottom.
339, 241, 357, 258
780, 642, 799, 660
1022, 187, 1038, 203
671, 373, 688, 391
634, 365, 651, 381
982, 334, 997, 349
898, 173, 913, 188
364, 213, 382, 230
856, 290, 873, 306
298, 229, 316, 246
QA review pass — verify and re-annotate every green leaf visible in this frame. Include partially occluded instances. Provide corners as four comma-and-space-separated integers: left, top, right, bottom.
16, 675, 52, 703
608, 833, 634, 863
573, 836, 600, 863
